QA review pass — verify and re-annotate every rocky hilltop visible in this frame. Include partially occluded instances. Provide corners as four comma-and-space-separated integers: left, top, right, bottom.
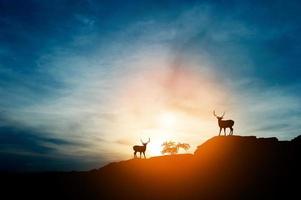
2, 135, 301, 200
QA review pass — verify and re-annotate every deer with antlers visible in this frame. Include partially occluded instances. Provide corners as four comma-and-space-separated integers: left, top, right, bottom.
213, 111, 234, 136
133, 138, 150, 158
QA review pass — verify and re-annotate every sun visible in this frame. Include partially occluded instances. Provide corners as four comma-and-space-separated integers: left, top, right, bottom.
159, 112, 176, 128
143, 112, 177, 156
139, 112, 178, 157
147, 132, 173, 156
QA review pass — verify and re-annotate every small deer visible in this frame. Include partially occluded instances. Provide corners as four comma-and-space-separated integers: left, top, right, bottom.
133, 138, 150, 158
213, 110, 234, 136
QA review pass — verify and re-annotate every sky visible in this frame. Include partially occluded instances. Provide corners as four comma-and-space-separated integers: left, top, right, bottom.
0, 0, 301, 171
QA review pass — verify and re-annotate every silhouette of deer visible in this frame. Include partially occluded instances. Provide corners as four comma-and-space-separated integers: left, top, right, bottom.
213, 110, 234, 136
133, 138, 150, 158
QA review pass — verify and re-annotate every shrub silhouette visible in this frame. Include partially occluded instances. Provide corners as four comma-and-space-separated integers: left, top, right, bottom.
161, 141, 190, 155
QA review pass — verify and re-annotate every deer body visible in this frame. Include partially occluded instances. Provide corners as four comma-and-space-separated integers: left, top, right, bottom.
214, 111, 234, 136
133, 138, 150, 158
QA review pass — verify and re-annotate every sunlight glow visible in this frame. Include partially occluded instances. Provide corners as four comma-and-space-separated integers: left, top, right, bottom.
147, 130, 172, 156
159, 112, 176, 128
111, 65, 229, 159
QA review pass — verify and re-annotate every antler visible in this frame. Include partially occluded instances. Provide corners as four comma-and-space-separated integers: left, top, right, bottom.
221, 112, 225, 117
213, 110, 217, 117
141, 138, 150, 144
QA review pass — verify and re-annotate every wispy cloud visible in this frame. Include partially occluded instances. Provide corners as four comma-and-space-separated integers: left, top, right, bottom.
0, 0, 301, 170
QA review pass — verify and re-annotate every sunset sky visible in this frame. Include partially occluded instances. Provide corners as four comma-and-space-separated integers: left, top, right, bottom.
1, 0, 301, 171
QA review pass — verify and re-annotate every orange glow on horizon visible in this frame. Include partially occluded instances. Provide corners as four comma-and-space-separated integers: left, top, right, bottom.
108, 62, 232, 158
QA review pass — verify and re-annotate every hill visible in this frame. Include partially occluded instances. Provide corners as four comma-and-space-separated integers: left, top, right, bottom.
1, 135, 301, 200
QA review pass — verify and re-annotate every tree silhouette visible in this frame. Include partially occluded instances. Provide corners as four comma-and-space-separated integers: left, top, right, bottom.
177, 143, 190, 151
161, 141, 178, 155
161, 141, 190, 155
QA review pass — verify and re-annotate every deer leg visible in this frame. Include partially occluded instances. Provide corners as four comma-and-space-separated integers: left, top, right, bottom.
230, 127, 233, 135
224, 128, 226, 136
143, 151, 146, 159
219, 128, 222, 136
139, 152, 142, 158
134, 151, 137, 158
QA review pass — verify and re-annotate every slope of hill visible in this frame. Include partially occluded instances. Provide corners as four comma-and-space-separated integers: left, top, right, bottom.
1, 135, 301, 200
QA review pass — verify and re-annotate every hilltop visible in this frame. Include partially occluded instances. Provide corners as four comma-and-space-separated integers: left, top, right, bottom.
1, 135, 301, 200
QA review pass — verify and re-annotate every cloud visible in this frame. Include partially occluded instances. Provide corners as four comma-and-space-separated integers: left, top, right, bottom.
0, 123, 84, 171
115, 139, 132, 146
0, 0, 301, 170
230, 83, 301, 139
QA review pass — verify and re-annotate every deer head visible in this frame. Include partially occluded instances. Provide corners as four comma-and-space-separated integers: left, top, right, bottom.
140, 138, 150, 146
213, 110, 225, 121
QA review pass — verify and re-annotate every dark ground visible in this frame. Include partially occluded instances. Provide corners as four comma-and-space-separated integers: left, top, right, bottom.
1, 135, 301, 200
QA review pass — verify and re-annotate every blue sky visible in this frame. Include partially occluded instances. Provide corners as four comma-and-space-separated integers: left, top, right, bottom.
0, 0, 301, 171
